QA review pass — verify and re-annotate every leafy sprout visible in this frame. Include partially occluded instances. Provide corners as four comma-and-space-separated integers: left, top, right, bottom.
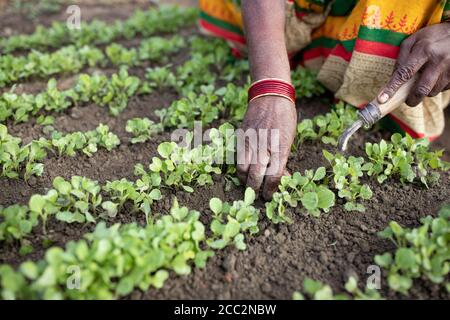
295, 102, 358, 147
291, 67, 326, 99
0, 199, 213, 300
0, 124, 47, 180
374, 205, 450, 295
266, 167, 336, 223
49, 124, 120, 157
156, 85, 222, 129
125, 118, 163, 144
0, 205, 38, 243
364, 133, 450, 186
293, 277, 382, 300
323, 150, 373, 212
207, 188, 259, 250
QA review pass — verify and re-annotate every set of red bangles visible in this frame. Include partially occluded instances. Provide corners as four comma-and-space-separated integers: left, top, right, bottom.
247, 78, 296, 104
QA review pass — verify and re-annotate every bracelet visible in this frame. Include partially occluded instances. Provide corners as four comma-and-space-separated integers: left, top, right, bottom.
248, 78, 296, 104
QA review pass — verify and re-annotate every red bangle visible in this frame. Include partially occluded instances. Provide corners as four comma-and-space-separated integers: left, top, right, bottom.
248, 78, 296, 104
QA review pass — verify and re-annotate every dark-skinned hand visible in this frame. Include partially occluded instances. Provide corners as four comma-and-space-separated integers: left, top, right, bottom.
378, 22, 450, 106
237, 96, 297, 200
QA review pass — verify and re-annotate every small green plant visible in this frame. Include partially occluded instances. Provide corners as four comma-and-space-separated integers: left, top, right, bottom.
156, 86, 222, 129
145, 66, 177, 90
291, 67, 326, 98
0, 69, 143, 125
266, 168, 335, 223
0, 205, 38, 243
29, 176, 103, 229
215, 82, 249, 123
0, 45, 104, 88
103, 176, 162, 224
295, 102, 357, 147
142, 123, 234, 192
74, 68, 140, 116
374, 205, 450, 295
125, 118, 163, 144
88, 124, 121, 151
189, 37, 230, 68
323, 150, 373, 212
0, 125, 28, 178
364, 133, 449, 186
49, 124, 120, 157
292, 277, 382, 300
108, 35, 185, 67
23, 140, 48, 181
147, 140, 221, 192
175, 53, 216, 95
138, 36, 185, 62
98, 69, 141, 116
50, 131, 90, 157
36, 115, 55, 126
0, 199, 212, 300
0, 125, 47, 180
207, 188, 259, 250
106, 43, 138, 67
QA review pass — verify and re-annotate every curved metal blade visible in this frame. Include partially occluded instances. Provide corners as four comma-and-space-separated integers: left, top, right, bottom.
338, 119, 363, 152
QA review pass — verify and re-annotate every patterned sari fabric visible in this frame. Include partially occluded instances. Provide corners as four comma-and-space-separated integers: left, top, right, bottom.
199, 0, 450, 139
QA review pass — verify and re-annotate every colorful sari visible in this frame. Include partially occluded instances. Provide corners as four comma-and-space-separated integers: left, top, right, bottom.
199, 0, 450, 139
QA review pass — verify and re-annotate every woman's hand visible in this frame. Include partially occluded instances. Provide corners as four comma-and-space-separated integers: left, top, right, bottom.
237, 96, 297, 200
239, 0, 292, 199
378, 22, 450, 106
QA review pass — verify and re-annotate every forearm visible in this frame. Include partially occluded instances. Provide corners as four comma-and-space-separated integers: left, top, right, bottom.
241, 0, 291, 82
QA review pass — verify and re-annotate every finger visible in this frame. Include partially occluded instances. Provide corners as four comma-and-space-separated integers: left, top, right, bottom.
236, 137, 252, 184
378, 43, 428, 104
246, 150, 270, 192
394, 34, 416, 70
405, 63, 441, 107
429, 73, 450, 97
262, 150, 290, 200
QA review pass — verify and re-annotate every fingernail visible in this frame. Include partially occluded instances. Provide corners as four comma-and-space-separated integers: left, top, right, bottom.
378, 93, 389, 104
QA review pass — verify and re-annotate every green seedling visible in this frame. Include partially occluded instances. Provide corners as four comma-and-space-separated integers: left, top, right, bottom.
106, 43, 138, 67
156, 85, 222, 129
28, 176, 104, 231
0, 45, 104, 88
147, 141, 221, 192
0, 199, 212, 300
323, 150, 372, 212
295, 102, 358, 147
266, 167, 335, 223
50, 124, 120, 157
126, 118, 163, 144
0, 205, 38, 243
0, 125, 47, 180
104, 172, 162, 224
374, 205, 450, 295
175, 53, 216, 95
293, 277, 382, 300
145, 66, 177, 90
139, 36, 185, 62
291, 67, 326, 98
215, 82, 249, 123
207, 188, 259, 250
364, 133, 450, 186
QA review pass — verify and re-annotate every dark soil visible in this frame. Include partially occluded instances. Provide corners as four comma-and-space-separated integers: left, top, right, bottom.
0, 1, 449, 300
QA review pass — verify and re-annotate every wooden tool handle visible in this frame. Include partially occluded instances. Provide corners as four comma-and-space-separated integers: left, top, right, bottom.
371, 75, 418, 118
